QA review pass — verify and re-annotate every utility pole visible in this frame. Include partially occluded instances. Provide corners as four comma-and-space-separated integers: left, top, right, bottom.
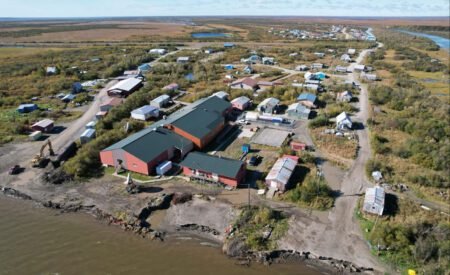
247, 183, 251, 209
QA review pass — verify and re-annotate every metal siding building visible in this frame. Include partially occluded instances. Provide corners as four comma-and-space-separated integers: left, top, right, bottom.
363, 186, 385, 216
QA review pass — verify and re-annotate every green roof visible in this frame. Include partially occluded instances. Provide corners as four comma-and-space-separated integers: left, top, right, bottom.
103, 127, 192, 163
180, 152, 244, 178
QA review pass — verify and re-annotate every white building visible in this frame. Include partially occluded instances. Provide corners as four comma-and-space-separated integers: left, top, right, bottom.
336, 112, 353, 130
131, 105, 159, 121
149, 48, 167, 55
150, 95, 171, 108
211, 91, 229, 100
80, 129, 96, 144
348, 48, 356, 55
265, 157, 297, 192
363, 186, 385, 216
177, 56, 190, 63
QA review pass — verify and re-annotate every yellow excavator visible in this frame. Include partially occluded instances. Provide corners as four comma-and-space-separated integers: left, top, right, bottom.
31, 139, 55, 168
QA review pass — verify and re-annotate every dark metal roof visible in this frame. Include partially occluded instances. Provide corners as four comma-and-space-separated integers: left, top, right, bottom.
180, 152, 244, 179
103, 127, 192, 163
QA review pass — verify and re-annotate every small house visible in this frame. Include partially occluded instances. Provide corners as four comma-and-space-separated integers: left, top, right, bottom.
107, 78, 143, 97
177, 56, 190, 63
311, 63, 324, 70
287, 103, 311, 120
257, 97, 280, 114
289, 52, 298, 57
131, 105, 160, 121
96, 111, 108, 119
335, 66, 349, 73
204, 48, 215, 54
138, 63, 151, 73
61, 94, 76, 103
336, 112, 352, 130
297, 93, 317, 108
180, 152, 246, 187
31, 119, 54, 133
354, 64, 366, 72
162, 83, 179, 91
296, 65, 309, 71
292, 83, 321, 92
229, 77, 259, 90
46, 66, 57, 75
361, 72, 377, 81
231, 96, 251, 111
341, 54, 352, 62
72, 82, 83, 94
17, 103, 38, 113
100, 97, 123, 112
290, 141, 306, 151
85, 120, 97, 129
337, 91, 353, 102
211, 91, 229, 101
372, 171, 383, 182
363, 186, 385, 216
150, 94, 171, 108
80, 129, 96, 144
347, 48, 356, 55
262, 57, 275, 65
265, 156, 297, 192
149, 48, 167, 55
242, 55, 261, 64
29, 131, 42, 141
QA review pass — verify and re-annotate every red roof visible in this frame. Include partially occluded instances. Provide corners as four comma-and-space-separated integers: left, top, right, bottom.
102, 97, 122, 107
282, 154, 299, 162
232, 77, 258, 88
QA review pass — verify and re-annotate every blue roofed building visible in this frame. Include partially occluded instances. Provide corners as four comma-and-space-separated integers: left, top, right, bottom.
297, 93, 317, 108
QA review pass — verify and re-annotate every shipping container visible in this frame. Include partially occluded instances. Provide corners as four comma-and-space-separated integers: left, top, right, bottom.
29, 131, 42, 141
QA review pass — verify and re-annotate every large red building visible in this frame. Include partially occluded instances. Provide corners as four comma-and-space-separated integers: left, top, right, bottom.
100, 96, 231, 175
180, 152, 246, 187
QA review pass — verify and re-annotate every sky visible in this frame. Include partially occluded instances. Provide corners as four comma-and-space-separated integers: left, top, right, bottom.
0, 0, 449, 17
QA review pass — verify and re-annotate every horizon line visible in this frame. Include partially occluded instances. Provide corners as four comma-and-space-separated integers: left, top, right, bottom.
0, 15, 449, 19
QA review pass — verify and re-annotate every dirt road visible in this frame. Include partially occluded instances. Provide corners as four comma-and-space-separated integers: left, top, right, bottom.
278, 46, 386, 272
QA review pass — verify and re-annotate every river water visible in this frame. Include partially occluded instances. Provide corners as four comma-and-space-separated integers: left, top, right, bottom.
396, 29, 450, 51
0, 197, 321, 275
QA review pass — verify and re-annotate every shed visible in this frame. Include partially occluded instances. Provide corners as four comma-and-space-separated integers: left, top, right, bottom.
29, 131, 42, 141
131, 105, 160, 121
262, 57, 275, 65
296, 65, 309, 71
180, 152, 246, 187
149, 48, 167, 55
231, 96, 251, 111
335, 66, 349, 73
61, 94, 76, 102
257, 97, 280, 114
72, 82, 83, 93
287, 103, 311, 120
265, 157, 297, 192
80, 129, 96, 144
224, 64, 235, 70
290, 141, 306, 151
46, 66, 57, 75
336, 112, 352, 130
347, 48, 356, 55
340, 54, 352, 62
337, 91, 353, 102
363, 186, 385, 216
354, 64, 366, 71
86, 120, 97, 129
31, 119, 54, 133
17, 103, 38, 113
138, 63, 151, 73
224, 43, 235, 48
151, 94, 171, 108
311, 63, 324, 69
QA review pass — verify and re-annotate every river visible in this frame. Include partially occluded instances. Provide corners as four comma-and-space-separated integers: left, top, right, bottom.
0, 197, 321, 275
396, 29, 450, 51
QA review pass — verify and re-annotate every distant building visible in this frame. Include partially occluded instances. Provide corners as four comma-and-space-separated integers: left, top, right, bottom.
31, 119, 54, 133
180, 152, 246, 187
363, 186, 385, 216
149, 48, 167, 55
257, 97, 280, 114
242, 55, 261, 64
17, 103, 38, 113
337, 91, 353, 102
295, 65, 309, 71
150, 94, 171, 108
336, 112, 352, 130
85, 120, 97, 129
162, 83, 179, 91
287, 103, 311, 120
354, 64, 366, 72
224, 64, 235, 70
100, 98, 123, 112
347, 48, 356, 55
361, 72, 378, 81
265, 156, 297, 192
231, 96, 251, 111
131, 105, 160, 121
61, 94, 76, 103
297, 93, 317, 108
223, 43, 235, 48
177, 56, 190, 63
262, 57, 275, 65
311, 63, 324, 70
341, 54, 352, 62
314, 52, 325, 58
335, 65, 349, 73
138, 63, 151, 73
107, 78, 143, 97
229, 77, 259, 90
72, 82, 83, 94
80, 129, 96, 144
46, 66, 57, 75
242, 65, 254, 74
